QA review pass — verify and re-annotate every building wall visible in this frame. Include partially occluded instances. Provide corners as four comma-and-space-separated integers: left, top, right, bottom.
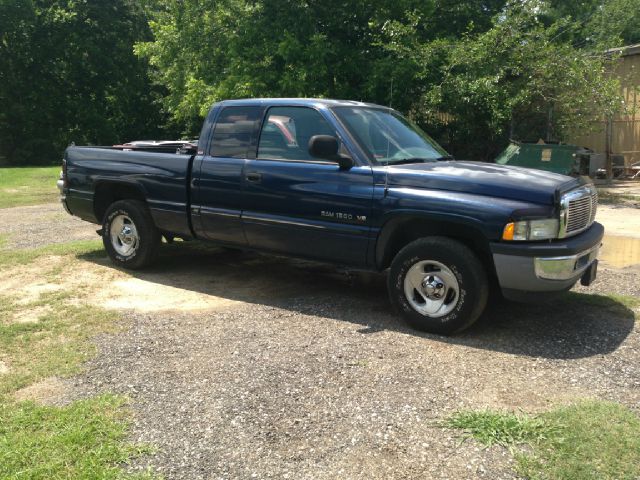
568, 45, 640, 167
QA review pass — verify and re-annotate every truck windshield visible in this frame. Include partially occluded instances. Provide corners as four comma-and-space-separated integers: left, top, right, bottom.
332, 106, 450, 165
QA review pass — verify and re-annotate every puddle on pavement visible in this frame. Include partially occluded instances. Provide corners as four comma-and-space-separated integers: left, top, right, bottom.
600, 235, 640, 268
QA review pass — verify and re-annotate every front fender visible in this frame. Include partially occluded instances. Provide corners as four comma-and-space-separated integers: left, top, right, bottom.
372, 187, 542, 269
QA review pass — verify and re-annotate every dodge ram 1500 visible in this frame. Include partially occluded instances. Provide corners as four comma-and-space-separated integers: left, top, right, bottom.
59, 98, 603, 334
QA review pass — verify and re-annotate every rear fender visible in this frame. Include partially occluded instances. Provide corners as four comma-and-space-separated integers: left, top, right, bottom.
93, 180, 148, 224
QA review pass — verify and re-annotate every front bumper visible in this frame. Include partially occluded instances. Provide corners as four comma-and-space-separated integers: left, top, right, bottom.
533, 245, 599, 280
491, 222, 604, 300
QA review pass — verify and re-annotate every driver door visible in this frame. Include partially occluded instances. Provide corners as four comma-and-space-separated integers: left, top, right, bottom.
242, 106, 374, 266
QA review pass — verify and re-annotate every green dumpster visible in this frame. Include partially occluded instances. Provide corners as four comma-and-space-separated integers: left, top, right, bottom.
495, 141, 581, 176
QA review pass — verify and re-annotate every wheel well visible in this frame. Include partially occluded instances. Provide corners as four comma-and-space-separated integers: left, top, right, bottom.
94, 183, 146, 223
378, 218, 495, 276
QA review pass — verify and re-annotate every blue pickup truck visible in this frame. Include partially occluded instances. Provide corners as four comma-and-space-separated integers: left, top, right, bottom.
59, 98, 603, 334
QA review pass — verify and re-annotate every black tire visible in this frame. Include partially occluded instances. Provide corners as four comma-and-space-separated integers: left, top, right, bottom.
102, 200, 161, 269
387, 237, 488, 335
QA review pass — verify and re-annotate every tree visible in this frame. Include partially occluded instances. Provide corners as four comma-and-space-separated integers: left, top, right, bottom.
135, 0, 508, 137
419, 1, 623, 160
137, 0, 625, 161
2, 0, 630, 164
546, 0, 640, 49
0, 0, 168, 165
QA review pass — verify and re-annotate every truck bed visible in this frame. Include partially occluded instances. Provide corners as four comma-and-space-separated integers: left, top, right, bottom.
63, 146, 195, 238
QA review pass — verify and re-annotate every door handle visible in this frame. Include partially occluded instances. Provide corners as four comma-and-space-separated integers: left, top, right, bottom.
246, 172, 262, 183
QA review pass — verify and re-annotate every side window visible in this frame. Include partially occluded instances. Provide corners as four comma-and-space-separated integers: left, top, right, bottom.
257, 107, 336, 161
210, 106, 261, 158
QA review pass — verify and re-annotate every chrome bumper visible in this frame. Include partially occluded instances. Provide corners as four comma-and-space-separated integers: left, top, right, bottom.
57, 177, 72, 215
534, 245, 600, 281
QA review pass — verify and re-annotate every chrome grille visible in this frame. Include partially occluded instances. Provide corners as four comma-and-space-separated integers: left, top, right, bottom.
560, 185, 598, 237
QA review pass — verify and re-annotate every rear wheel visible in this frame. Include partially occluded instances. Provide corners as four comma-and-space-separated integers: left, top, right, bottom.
388, 237, 488, 335
102, 200, 160, 269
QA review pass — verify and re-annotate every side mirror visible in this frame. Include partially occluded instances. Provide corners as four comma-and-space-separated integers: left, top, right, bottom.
308, 135, 353, 170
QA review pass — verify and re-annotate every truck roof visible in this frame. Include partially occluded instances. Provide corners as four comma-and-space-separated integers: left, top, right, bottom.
214, 98, 390, 109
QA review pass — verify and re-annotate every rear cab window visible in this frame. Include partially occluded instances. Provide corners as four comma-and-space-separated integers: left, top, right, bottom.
210, 106, 262, 158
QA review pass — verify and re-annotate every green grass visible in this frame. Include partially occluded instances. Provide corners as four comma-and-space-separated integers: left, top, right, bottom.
0, 395, 154, 479
446, 409, 556, 447
0, 242, 156, 478
0, 239, 104, 267
447, 401, 640, 479
0, 294, 120, 398
0, 166, 60, 208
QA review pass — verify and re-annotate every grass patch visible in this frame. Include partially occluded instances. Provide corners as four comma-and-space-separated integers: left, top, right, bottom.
446, 409, 555, 447
447, 401, 640, 480
0, 166, 60, 208
0, 395, 154, 479
0, 296, 120, 398
0, 239, 104, 268
0, 242, 156, 478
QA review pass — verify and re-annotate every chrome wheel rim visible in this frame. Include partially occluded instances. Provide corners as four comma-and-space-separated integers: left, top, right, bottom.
403, 260, 460, 317
109, 214, 139, 257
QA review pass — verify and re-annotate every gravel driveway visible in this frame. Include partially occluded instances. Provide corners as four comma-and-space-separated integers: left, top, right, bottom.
0, 203, 96, 249
2, 202, 639, 479
70, 245, 639, 479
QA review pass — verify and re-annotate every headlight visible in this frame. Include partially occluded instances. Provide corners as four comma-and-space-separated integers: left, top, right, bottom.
502, 219, 559, 241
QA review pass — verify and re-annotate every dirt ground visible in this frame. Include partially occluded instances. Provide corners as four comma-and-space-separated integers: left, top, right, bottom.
597, 179, 640, 197
1, 198, 639, 479
595, 204, 640, 239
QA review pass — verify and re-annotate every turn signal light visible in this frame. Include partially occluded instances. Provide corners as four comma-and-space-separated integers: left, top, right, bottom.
502, 222, 515, 241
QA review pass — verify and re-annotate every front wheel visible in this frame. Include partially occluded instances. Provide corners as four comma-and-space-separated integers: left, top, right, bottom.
388, 237, 488, 335
102, 200, 161, 269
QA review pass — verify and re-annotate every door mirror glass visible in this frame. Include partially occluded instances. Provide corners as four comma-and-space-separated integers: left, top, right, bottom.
308, 135, 338, 158
308, 135, 353, 169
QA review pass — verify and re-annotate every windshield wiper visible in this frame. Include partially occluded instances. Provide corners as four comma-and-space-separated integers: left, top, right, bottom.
382, 157, 433, 165
435, 155, 454, 161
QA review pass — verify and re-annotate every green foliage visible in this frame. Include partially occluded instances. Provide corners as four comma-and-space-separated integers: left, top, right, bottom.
448, 401, 640, 480
0, 395, 154, 479
446, 409, 556, 447
136, 0, 509, 136
547, 0, 640, 49
1, 0, 636, 162
0, 0, 170, 165
0, 166, 60, 207
136, 0, 628, 160
420, 2, 623, 159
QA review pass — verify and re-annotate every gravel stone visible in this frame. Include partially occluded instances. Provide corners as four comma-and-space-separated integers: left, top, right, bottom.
0, 203, 97, 249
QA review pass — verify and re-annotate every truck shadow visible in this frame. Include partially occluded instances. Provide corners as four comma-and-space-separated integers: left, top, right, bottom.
78, 242, 636, 360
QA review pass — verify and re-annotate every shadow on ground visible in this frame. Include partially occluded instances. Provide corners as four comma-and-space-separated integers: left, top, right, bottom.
79, 241, 636, 361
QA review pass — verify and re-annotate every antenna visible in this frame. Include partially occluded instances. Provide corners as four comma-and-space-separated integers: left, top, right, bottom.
389, 78, 393, 108
384, 163, 389, 197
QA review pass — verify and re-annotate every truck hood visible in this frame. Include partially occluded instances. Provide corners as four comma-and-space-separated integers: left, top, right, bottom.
381, 161, 578, 205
